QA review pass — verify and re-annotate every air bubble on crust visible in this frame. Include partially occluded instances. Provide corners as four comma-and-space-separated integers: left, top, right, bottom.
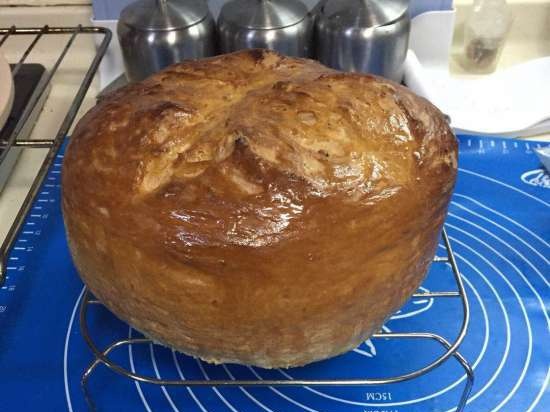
222, 165, 263, 195
297, 111, 317, 125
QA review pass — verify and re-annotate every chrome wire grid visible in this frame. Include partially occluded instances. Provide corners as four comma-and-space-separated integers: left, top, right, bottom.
80, 229, 474, 412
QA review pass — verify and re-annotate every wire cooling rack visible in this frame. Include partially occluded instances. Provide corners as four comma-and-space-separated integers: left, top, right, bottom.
79, 229, 474, 412
0, 26, 473, 412
0, 25, 111, 285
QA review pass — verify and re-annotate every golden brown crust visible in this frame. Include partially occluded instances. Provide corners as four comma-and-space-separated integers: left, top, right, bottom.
62, 49, 457, 368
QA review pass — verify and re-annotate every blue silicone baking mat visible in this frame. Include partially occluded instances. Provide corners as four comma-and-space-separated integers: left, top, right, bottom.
0, 135, 548, 412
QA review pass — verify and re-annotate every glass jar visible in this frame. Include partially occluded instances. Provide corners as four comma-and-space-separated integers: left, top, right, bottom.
463, 0, 513, 73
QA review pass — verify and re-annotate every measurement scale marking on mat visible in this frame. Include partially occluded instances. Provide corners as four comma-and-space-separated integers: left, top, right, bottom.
0, 153, 63, 314
465, 137, 546, 155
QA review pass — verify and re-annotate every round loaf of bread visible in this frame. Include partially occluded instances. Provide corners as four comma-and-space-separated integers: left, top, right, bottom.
62, 49, 457, 368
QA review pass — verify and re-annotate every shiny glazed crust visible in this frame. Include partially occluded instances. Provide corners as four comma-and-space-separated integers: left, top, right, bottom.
62, 49, 457, 368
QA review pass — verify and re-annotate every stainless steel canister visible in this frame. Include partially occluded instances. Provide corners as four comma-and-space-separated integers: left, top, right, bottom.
315, 0, 410, 82
118, 0, 217, 82
217, 0, 313, 58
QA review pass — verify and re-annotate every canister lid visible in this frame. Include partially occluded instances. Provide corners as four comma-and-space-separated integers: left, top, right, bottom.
219, 0, 309, 30
120, 0, 210, 31
319, 0, 409, 29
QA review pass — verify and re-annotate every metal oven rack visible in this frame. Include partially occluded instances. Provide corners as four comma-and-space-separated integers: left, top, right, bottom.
80, 228, 473, 412
0, 25, 111, 284
0, 26, 473, 412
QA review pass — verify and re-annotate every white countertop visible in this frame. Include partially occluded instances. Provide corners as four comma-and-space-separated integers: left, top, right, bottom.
0, 2, 549, 246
